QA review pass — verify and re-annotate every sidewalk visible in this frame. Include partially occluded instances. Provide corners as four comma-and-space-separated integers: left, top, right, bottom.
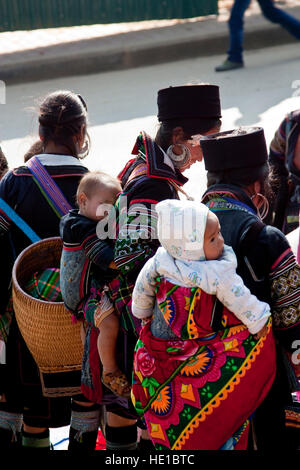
0, 0, 299, 84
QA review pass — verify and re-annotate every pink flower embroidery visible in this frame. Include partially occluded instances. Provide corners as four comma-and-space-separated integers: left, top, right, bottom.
135, 347, 156, 377
167, 340, 199, 360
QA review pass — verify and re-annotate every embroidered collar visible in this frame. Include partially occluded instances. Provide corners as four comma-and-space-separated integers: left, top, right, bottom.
206, 196, 258, 217
202, 184, 258, 215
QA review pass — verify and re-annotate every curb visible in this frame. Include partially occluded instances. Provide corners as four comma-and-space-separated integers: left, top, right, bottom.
1, 6, 300, 85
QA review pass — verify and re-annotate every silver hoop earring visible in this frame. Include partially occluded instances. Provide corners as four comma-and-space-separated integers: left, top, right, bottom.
251, 192, 269, 221
166, 144, 191, 169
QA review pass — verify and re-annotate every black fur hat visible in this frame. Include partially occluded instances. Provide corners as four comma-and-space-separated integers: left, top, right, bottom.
201, 127, 268, 171
157, 85, 221, 122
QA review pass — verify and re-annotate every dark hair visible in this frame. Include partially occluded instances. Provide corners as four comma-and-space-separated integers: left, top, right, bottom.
0, 145, 8, 179
155, 118, 222, 151
206, 163, 269, 188
24, 140, 44, 162
38, 90, 89, 158
206, 162, 275, 203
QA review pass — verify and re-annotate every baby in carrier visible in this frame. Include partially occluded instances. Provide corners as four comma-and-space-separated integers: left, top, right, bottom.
132, 199, 270, 339
60, 171, 131, 398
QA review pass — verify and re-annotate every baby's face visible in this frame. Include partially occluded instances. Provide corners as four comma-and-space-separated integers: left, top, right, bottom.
203, 212, 224, 260
79, 187, 116, 221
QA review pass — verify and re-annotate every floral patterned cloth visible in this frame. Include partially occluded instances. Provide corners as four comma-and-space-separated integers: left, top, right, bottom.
131, 279, 276, 450
132, 245, 271, 335
132, 198, 270, 335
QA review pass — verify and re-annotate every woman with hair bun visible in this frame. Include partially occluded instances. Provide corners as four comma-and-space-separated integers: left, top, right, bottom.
0, 90, 101, 452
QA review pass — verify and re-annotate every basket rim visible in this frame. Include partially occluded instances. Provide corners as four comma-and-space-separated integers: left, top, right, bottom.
12, 236, 64, 306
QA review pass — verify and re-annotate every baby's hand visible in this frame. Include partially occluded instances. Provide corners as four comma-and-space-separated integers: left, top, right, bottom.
254, 324, 268, 340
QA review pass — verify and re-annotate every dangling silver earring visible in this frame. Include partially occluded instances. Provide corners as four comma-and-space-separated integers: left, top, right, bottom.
166, 144, 191, 169
77, 134, 90, 160
251, 192, 269, 220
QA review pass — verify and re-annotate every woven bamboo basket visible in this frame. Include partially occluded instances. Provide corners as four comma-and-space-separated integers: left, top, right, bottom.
12, 237, 83, 374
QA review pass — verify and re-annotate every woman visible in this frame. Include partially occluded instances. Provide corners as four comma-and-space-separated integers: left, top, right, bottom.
200, 127, 300, 450
268, 109, 300, 234
130, 130, 277, 450
0, 90, 101, 451
81, 84, 223, 450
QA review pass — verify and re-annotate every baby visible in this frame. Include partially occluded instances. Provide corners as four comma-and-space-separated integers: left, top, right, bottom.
132, 199, 270, 339
60, 171, 131, 398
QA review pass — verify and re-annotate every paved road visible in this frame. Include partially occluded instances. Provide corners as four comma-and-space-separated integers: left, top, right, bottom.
1, 42, 300, 201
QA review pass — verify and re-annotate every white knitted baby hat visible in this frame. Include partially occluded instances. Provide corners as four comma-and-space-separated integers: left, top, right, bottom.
156, 199, 209, 260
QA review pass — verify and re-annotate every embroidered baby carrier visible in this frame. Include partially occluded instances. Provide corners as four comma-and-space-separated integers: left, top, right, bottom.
132, 278, 276, 450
